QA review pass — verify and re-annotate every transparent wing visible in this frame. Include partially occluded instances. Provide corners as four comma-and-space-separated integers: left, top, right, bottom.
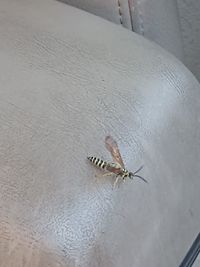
106, 162, 122, 174
105, 135, 125, 168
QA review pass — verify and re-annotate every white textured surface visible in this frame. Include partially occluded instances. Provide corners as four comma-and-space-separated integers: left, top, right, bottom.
130, 0, 184, 61
177, 0, 200, 80
60, 0, 133, 29
0, 0, 200, 267
193, 253, 200, 267
61, 0, 200, 80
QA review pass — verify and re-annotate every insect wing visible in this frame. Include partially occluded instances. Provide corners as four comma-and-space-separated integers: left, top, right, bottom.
105, 135, 125, 168
106, 163, 122, 174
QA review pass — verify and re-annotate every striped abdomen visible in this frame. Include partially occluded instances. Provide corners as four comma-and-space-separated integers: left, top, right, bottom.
87, 156, 107, 170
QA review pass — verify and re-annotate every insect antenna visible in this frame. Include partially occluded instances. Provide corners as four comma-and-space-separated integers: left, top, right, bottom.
133, 174, 148, 183
129, 165, 148, 183
133, 165, 144, 175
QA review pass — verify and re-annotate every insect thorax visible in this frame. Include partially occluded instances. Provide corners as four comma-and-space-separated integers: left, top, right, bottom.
107, 163, 129, 176
122, 169, 130, 177
109, 162, 121, 168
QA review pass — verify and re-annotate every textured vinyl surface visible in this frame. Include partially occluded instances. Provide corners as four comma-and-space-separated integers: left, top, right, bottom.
59, 0, 200, 81
131, 0, 184, 61
0, 0, 200, 267
60, 0, 133, 29
193, 255, 200, 267
177, 0, 200, 81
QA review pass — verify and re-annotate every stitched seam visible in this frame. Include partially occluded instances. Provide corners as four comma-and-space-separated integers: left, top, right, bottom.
117, 0, 123, 25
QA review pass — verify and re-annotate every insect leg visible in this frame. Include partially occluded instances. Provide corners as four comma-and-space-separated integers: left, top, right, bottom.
94, 172, 114, 185
122, 173, 127, 181
113, 175, 120, 189
103, 172, 114, 177
95, 172, 113, 178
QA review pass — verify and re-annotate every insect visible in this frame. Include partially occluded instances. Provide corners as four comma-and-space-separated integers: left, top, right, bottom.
88, 135, 147, 187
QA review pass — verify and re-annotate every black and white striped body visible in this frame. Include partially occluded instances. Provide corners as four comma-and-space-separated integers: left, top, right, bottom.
87, 156, 107, 169
87, 156, 130, 179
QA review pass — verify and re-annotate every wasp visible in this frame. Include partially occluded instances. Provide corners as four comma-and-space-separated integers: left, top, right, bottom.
88, 135, 147, 187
